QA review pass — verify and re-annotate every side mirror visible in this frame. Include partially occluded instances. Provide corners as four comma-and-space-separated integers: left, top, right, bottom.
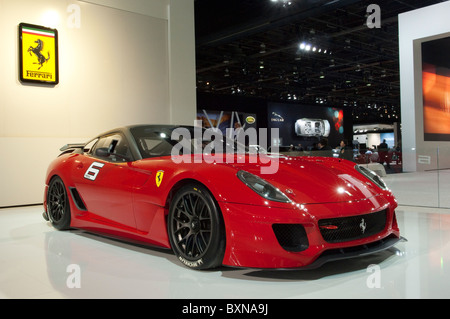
95, 147, 111, 157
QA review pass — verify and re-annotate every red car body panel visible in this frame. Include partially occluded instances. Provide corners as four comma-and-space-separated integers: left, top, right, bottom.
43, 125, 401, 269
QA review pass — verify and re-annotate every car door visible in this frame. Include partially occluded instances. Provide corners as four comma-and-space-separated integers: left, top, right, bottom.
73, 133, 138, 230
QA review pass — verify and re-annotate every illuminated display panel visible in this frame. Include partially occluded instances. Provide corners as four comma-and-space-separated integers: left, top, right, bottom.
268, 102, 344, 150
422, 37, 450, 141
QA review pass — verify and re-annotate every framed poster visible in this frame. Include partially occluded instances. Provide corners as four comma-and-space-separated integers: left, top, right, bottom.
18, 23, 59, 85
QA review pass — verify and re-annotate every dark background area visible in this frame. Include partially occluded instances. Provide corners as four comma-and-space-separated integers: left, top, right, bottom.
194, 0, 443, 132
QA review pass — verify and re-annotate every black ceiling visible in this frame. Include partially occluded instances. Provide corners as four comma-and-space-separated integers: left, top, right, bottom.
194, 0, 444, 125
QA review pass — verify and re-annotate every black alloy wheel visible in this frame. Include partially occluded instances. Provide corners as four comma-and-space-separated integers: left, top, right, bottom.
168, 184, 225, 269
47, 176, 71, 230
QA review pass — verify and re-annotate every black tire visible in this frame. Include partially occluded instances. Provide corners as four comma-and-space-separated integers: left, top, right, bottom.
46, 176, 71, 230
168, 183, 225, 270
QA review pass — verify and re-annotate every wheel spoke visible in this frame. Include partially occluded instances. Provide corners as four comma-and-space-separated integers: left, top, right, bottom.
176, 229, 191, 245
196, 232, 208, 254
185, 233, 195, 256
183, 194, 194, 216
174, 208, 189, 224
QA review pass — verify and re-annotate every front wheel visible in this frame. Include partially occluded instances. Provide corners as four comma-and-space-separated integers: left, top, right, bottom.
46, 176, 71, 230
168, 184, 225, 270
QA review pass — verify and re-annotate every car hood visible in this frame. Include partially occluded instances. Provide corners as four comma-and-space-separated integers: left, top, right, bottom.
228, 155, 383, 205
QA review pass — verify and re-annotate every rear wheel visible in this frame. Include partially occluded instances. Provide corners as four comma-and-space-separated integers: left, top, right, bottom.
168, 184, 225, 269
47, 176, 71, 230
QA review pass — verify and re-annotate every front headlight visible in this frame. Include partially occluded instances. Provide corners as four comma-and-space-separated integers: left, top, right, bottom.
355, 165, 388, 190
237, 170, 291, 203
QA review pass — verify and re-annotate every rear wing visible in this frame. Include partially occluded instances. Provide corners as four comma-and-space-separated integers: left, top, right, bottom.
59, 143, 85, 155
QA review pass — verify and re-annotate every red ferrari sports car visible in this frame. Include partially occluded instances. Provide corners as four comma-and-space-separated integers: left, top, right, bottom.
43, 124, 403, 270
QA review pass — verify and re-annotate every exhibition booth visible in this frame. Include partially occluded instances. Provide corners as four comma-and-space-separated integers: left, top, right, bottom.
1, 0, 449, 209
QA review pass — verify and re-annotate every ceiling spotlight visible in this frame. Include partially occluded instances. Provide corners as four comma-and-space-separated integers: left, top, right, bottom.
260, 43, 266, 54
299, 41, 328, 54
41, 10, 60, 28
270, 0, 293, 7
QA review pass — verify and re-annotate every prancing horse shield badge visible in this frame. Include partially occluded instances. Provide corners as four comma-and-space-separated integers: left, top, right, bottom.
360, 218, 367, 234
155, 170, 164, 187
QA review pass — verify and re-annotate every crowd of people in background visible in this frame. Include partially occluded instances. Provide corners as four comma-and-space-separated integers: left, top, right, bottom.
354, 139, 402, 167
283, 137, 402, 167
285, 137, 352, 161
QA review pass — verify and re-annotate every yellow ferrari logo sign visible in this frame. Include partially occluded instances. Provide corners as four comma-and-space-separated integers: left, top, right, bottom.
19, 23, 59, 85
155, 170, 164, 187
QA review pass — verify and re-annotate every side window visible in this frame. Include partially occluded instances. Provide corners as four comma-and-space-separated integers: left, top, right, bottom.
84, 138, 98, 154
92, 133, 132, 162
137, 137, 173, 157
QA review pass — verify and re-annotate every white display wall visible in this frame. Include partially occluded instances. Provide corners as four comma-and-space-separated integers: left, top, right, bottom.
399, 1, 450, 172
0, 0, 196, 207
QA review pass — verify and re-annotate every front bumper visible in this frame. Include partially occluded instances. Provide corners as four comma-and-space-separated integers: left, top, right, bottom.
219, 196, 402, 269
298, 235, 406, 270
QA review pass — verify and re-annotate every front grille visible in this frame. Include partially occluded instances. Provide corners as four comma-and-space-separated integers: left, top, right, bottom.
272, 224, 309, 252
318, 209, 387, 243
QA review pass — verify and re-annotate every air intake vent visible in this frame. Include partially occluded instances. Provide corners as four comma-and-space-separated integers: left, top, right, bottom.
69, 187, 87, 211
272, 224, 309, 252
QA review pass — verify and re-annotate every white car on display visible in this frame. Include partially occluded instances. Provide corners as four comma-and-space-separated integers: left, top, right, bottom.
294, 118, 331, 137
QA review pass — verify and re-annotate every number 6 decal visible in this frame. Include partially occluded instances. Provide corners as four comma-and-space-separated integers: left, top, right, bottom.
84, 162, 105, 181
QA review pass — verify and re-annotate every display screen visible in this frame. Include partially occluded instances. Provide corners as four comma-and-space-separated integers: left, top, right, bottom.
422, 37, 450, 141
196, 110, 257, 136
267, 102, 344, 150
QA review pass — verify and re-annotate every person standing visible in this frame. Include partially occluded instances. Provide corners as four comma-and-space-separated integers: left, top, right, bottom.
378, 139, 390, 168
338, 139, 353, 161
316, 138, 332, 157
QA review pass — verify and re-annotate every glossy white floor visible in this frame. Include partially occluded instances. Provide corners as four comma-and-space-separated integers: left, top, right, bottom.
1, 201, 449, 299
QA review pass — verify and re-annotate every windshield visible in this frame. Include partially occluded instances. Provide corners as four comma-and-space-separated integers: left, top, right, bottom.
130, 125, 250, 159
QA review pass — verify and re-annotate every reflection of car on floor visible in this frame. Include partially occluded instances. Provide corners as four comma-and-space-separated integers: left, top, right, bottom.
43, 124, 404, 270
295, 118, 331, 137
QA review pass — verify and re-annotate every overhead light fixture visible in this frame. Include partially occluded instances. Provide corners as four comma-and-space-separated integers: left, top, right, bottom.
299, 41, 330, 54
41, 10, 60, 28
260, 43, 266, 54
270, 0, 293, 7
